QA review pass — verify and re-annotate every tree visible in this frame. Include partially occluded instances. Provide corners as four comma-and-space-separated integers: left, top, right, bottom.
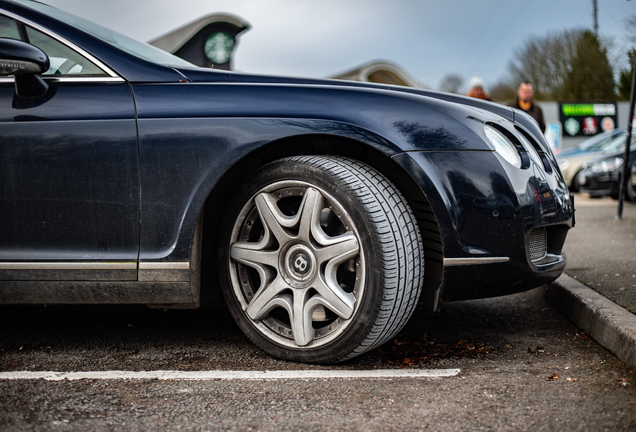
489, 79, 517, 102
561, 30, 615, 100
619, 14, 636, 101
505, 28, 615, 101
507, 28, 581, 99
438, 74, 464, 94
625, 13, 636, 45
616, 49, 634, 100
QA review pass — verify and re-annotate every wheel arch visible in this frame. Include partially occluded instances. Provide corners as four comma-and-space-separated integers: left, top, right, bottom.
196, 133, 444, 309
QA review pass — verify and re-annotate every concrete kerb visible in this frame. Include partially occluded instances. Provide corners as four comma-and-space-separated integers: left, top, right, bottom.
544, 274, 636, 371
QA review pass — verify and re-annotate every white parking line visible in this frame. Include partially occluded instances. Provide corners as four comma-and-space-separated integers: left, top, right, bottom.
0, 369, 460, 381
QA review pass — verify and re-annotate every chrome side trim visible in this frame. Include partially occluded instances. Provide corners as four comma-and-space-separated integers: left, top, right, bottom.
443, 257, 510, 266
1, 10, 120, 78
0, 76, 124, 83
0, 262, 136, 270
139, 262, 190, 270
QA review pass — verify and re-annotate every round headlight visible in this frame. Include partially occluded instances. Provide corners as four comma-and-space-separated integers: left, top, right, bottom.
484, 125, 522, 168
558, 159, 569, 170
590, 157, 623, 173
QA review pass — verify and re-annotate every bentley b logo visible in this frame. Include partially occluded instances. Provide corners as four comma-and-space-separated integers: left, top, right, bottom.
294, 255, 308, 273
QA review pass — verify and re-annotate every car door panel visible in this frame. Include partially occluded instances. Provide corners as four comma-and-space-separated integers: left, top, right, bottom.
0, 81, 139, 280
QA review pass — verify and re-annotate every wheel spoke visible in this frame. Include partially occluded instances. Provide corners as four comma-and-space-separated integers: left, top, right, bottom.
308, 201, 359, 320
246, 276, 289, 320
254, 193, 298, 244
291, 289, 317, 346
313, 275, 355, 319
314, 233, 359, 264
310, 233, 359, 320
231, 241, 279, 268
297, 188, 323, 242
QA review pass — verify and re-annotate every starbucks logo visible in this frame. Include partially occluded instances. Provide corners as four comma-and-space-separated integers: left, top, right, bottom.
204, 32, 235, 64
564, 118, 580, 136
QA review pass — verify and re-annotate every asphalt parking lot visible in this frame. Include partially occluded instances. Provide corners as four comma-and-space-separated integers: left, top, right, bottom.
1, 286, 635, 430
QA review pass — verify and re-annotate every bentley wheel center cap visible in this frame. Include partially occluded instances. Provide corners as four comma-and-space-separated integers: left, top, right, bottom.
291, 252, 310, 275
285, 244, 316, 284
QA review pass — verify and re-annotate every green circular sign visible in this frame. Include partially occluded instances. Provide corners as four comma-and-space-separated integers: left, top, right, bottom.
564, 118, 580, 136
204, 32, 235, 64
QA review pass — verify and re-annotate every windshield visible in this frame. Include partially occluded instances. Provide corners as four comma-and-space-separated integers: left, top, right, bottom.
601, 133, 636, 154
15, 0, 195, 68
578, 130, 623, 151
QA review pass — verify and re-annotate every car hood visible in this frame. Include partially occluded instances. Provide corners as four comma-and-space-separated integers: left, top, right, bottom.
171, 66, 552, 156
174, 66, 516, 123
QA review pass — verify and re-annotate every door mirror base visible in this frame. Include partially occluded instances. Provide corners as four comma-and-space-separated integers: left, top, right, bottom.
14, 73, 48, 98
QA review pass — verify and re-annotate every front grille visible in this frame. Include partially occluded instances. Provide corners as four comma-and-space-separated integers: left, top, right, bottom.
529, 227, 547, 263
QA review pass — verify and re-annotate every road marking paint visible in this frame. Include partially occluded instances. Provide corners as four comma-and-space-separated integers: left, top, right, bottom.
0, 369, 460, 381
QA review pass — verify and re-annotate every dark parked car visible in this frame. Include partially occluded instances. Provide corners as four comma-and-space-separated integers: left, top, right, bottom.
578, 143, 636, 201
556, 128, 634, 192
0, 0, 573, 363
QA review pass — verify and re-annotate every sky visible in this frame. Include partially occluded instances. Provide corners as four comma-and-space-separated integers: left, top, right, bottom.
42, 0, 636, 92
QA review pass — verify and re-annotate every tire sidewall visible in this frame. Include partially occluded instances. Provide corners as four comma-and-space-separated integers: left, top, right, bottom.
570, 170, 581, 192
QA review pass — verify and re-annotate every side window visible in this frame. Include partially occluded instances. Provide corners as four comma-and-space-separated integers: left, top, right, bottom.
0, 14, 107, 77
0, 15, 20, 39
25, 26, 107, 76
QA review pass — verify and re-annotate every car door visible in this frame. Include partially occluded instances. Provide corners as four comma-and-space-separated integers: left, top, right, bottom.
0, 15, 139, 281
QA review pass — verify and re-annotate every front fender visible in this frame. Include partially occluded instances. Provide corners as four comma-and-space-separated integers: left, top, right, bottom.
137, 117, 405, 262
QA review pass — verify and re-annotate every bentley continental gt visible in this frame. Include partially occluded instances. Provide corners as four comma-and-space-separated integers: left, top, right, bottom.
0, 0, 573, 363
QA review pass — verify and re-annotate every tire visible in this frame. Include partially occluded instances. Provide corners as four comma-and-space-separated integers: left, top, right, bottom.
569, 170, 581, 192
218, 155, 424, 363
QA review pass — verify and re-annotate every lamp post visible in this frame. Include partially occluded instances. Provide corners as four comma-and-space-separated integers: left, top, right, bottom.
617, 55, 636, 220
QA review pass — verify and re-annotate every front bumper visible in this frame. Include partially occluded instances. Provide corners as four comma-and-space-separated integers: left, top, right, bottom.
579, 169, 619, 197
393, 149, 573, 302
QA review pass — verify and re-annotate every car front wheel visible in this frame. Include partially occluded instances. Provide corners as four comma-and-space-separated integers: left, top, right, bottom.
218, 155, 424, 363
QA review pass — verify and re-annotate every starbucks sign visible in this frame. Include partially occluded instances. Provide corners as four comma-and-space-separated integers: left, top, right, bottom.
204, 32, 235, 64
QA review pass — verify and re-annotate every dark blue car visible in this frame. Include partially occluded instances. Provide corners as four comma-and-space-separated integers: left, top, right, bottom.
0, 0, 573, 363
579, 144, 636, 201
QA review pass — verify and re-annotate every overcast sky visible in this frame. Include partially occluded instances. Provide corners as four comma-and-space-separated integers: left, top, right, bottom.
43, 0, 636, 92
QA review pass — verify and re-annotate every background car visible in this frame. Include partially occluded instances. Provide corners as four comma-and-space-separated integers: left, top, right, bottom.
557, 128, 634, 191
578, 143, 636, 201
0, 0, 573, 363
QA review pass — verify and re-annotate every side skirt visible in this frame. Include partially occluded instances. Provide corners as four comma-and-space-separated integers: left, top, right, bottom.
0, 281, 196, 306
0, 211, 205, 310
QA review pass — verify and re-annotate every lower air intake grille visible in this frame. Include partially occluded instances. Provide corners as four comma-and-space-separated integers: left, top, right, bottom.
529, 227, 547, 263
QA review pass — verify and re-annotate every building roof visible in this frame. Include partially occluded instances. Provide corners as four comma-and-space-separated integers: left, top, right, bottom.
148, 13, 250, 53
330, 61, 421, 88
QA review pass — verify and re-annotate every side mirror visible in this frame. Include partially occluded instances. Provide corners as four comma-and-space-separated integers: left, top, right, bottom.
0, 38, 50, 98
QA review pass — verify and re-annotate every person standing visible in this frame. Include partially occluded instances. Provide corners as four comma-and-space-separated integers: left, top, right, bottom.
507, 82, 546, 133
466, 75, 490, 100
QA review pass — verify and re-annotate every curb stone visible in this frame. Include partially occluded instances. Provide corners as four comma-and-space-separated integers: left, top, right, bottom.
545, 274, 636, 370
